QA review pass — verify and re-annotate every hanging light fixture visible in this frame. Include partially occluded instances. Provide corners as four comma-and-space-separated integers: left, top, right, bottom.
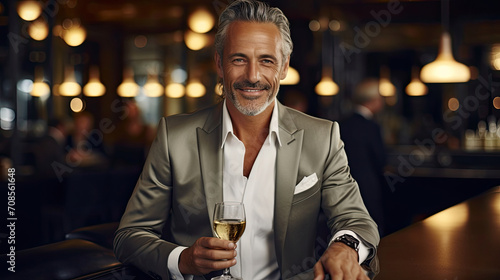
379, 66, 396, 97
406, 67, 428, 96
315, 30, 338, 96
62, 18, 87, 47
315, 69, 339, 96
420, 32, 470, 83
31, 66, 50, 97
280, 66, 300, 85
17, 0, 42, 21
166, 83, 185, 98
28, 17, 49, 41
420, 0, 469, 83
144, 73, 164, 97
83, 66, 106, 97
59, 66, 81, 97
186, 79, 206, 98
184, 30, 209, 51
117, 68, 139, 97
490, 44, 500, 71
188, 8, 215, 34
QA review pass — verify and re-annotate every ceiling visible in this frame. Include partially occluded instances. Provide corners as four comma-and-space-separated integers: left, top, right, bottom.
54, 0, 500, 52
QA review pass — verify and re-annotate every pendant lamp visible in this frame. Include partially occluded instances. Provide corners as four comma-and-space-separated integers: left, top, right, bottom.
117, 68, 139, 97
59, 66, 81, 97
420, 0, 469, 83
420, 32, 470, 83
83, 66, 106, 97
379, 66, 396, 97
406, 67, 428, 96
144, 74, 164, 97
31, 66, 50, 97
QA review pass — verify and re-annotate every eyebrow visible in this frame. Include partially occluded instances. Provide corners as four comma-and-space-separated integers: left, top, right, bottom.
259, 54, 278, 61
228, 53, 248, 59
228, 53, 278, 62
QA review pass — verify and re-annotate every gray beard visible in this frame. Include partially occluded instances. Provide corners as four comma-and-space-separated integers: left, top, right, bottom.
226, 88, 277, 116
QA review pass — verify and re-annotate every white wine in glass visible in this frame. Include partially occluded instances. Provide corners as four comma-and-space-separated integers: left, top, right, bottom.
211, 202, 246, 280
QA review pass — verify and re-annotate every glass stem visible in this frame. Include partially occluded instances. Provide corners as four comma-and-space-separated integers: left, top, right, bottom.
223, 268, 231, 276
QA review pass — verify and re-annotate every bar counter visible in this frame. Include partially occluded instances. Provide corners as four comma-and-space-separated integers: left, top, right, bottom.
376, 186, 500, 280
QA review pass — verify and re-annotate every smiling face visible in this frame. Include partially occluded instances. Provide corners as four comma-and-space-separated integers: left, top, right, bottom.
216, 21, 289, 116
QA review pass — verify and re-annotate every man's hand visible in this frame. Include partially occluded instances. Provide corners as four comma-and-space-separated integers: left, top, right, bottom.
313, 242, 369, 280
178, 237, 237, 275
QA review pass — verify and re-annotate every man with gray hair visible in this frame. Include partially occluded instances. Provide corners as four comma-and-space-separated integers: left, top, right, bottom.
114, 1, 379, 279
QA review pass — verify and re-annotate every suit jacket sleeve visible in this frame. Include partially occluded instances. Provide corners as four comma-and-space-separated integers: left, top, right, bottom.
113, 117, 176, 280
321, 122, 380, 275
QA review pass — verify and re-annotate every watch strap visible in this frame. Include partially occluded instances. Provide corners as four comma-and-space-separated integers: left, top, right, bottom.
333, 234, 360, 252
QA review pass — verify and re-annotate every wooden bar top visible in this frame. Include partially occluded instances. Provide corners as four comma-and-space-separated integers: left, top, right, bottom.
376, 186, 500, 280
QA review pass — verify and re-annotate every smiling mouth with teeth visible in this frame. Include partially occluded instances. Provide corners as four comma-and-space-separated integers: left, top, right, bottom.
237, 89, 265, 100
234, 81, 270, 92
241, 89, 264, 92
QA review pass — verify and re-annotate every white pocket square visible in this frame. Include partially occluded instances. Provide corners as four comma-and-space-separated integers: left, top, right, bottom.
294, 173, 318, 195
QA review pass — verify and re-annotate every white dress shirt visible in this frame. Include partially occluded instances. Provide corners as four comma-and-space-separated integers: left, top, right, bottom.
167, 100, 369, 279
354, 105, 374, 120
220, 99, 281, 280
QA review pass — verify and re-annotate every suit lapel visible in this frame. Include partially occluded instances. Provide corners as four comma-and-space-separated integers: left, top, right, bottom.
274, 103, 303, 270
197, 103, 224, 227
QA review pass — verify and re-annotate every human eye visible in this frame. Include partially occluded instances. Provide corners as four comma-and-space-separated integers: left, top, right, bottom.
232, 58, 245, 64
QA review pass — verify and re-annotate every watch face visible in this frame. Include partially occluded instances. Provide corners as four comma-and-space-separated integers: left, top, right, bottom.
336, 234, 359, 250
344, 235, 359, 246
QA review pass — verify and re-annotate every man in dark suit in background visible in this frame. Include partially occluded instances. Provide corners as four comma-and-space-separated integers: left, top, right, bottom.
340, 79, 388, 236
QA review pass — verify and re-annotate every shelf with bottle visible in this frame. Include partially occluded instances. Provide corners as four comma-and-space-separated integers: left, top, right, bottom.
464, 118, 500, 152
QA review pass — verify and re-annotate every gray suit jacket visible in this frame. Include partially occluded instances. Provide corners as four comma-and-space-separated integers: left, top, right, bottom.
113, 102, 379, 280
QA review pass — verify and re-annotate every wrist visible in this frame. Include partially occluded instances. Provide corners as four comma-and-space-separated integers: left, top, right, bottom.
331, 241, 359, 262
178, 247, 193, 275
332, 234, 360, 262
168, 246, 190, 278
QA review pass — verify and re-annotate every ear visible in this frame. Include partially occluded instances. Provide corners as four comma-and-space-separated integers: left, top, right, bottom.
280, 56, 290, 80
215, 52, 223, 79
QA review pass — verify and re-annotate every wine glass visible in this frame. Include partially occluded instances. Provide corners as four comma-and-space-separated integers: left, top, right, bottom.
211, 201, 246, 280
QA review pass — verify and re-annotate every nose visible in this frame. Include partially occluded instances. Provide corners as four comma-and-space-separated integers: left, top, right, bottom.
246, 61, 260, 83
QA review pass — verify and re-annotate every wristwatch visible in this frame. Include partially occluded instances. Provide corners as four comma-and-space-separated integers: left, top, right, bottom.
333, 234, 360, 253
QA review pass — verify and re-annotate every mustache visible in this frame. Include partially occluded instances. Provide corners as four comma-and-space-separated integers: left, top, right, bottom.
233, 80, 271, 90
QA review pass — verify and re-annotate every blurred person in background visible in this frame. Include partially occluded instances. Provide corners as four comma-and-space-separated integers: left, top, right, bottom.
66, 111, 107, 168
340, 79, 388, 237
108, 100, 155, 221
110, 100, 155, 170
36, 118, 69, 179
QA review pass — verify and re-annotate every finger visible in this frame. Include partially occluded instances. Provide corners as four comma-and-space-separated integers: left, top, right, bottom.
200, 237, 236, 250
194, 257, 237, 271
179, 244, 237, 276
191, 240, 236, 261
197, 247, 237, 261
339, 261, 355, 280
327, 263, 343, 280
330, 272, 343, 280
346, 262, 367, 280
313, 261, 325, 280
341, 269, 353, 280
